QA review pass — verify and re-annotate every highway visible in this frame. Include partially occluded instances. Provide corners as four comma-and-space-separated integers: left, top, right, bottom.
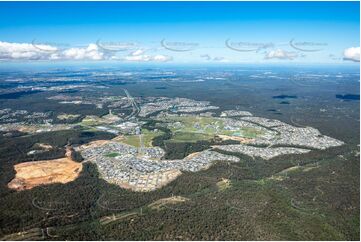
122, 88, 140, 120
121, 88, 144, 154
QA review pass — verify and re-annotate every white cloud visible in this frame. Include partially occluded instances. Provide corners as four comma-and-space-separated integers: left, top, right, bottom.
0, 41, 108, 61
61, 44, 105, 60
213, 56, 229, 62
343, 47, 360, 62
130, 49, 145, 56
264, 49, 298, 60
200, 54, 212, 61
200, 54, 228, 62
0, 41, 173, 62
124, 54, 172, 62
124, 54, 151, 62
152, 54, 173, 62
0, 41, 57, 60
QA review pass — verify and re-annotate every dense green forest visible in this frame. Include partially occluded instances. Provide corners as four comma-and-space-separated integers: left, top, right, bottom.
0, 126, 359, 240
0, 91, 359, 240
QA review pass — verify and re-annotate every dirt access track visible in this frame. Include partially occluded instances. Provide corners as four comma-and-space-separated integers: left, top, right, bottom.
8, 148, 82, 191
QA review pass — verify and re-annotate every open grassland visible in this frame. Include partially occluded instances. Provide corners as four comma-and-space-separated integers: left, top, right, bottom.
80, 115, 104, 126
57, 113, 81, 120
163, 115, 263, 142
119, 129, 165, 147
167, 131, 214, 143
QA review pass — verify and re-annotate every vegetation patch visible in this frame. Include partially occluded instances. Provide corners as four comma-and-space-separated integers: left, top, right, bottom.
105, 152, 121, 158
148, 196, 190, 211
120, 129, 164, 147
162, 115, 264, 143
57, 113, 81, 120
216, 178, 231, 191
168, 131, 213, 143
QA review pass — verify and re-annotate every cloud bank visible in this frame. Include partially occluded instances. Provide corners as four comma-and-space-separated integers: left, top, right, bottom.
0, 41, 57, 60
61, 44, 105, 60
0, 41, 173, 62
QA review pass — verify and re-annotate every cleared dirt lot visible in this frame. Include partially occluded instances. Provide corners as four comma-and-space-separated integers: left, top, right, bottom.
8, 157, 82, 191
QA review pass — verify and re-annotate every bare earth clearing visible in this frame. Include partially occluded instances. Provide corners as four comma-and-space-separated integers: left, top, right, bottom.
8, 157, 82, 191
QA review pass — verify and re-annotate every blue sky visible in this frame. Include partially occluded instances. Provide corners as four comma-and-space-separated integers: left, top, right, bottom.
0, 1, 359, 64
